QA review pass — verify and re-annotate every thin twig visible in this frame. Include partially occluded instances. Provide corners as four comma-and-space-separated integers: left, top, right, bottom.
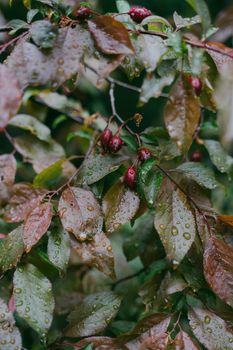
0, 31, 28, 54
111, 268, 146, 290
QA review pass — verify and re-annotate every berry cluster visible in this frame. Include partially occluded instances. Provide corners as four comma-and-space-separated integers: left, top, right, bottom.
129, 7, 152, 23
75, 6, 92, 21
100, 128, 123, 153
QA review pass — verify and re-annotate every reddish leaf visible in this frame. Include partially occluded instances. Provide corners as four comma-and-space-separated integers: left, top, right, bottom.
3, 183, 47, 223
164, 75, 200, 154
0, 64, 22, 129
58, 187, 103, 241
172, 331, 201, 349
71, 336, 120, 349
218, 215, 233, 228
23, 202, 53, 252
0, 154, 17, 204
72, 232, 115, 278
88, 16, 134, 55
102, 181, 140, 233
206, 42, 233, 72
204, 236, 233, 308
125, 313, 170, 350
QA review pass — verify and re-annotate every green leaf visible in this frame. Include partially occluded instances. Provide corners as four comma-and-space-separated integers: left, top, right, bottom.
77, 152, 128, 185
33, 159, 65, 188
154, 178, 196, 264
204, 140, 233, 173
65, 292, 121, 337
9, 114, 52, 142
188, 306, 233, 350
6, 19, 29, 35
186, 0, 212, 36
164, 75, 200, 154
88, 16, 134, 55
103, 181, 140, 233
116, 0, 130, 13
30, 20, 58, 49
27, 9, 39, 23
0, 298, 22, 349
58, 187, 103, 242
13, 263, 55, 335
72, 231, 115, 278
14, 134, 65, 173
140, 73, 174, 103
0, 225, 24, 273
175, 162, 219, 189
173, 12, 201, 29
48, 226, 71, 273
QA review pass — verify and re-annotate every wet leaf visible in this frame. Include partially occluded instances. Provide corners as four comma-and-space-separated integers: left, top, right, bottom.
172, 330, 201, 349
77, 152, 128, 185
140, 73, 175, 103
73, 336, 120, 350
23, 202, 53, 252
204, 140, 233, 173
173, 12, 201, 29
30, 20, 58, 49
137, 34, 167, 73
88, 16, 134, 55
9, 114, 52, 142
0, 225, 24, 273
33, 159, 65, 189
5, 26, 92, 88
58, 187, 103, 242
48, 227, 71, 273
0, 154, 17, 205
3, 183, 47, 223
65, 291, 121, 337
103, 181, 140, 233
218, 215, 233, 228
154, 177, 196, 263
0, 298, 22, 349
14, 133, 65, 173
0, 64, 22, 129
188, 306, 233, 350
125, 313, 170, 349
164, 75, 200, 154
204, 236, 233, 308
186, 0, 212, 36
175, 162, 219, 189
13, 264, 55, 335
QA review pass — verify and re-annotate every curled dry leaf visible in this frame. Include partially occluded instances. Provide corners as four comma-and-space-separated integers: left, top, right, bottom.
3, 183, 47, 223
218, 215, 233, 228
88, 16, 134, 55
71, 231, 115, 278
172, 330, 201, 350
204, 236, 233, 308
164, 75, 200, 154
188, 306, 233, 350
0, 64, 22, 129
0, 298, 22, 349
0, 154, 17, 205
102, 181, 140, 233
58, 187, 103, 242
23, 201, 53, 252
154, 177, 196, 264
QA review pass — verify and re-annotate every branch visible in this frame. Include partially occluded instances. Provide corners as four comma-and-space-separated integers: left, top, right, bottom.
111, 268, 146, 290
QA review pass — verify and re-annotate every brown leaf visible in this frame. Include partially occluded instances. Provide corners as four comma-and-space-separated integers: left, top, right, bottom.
0, 154, 17, 205
172, 331, 200, 350
23, 202, 53, 252
204, 236, 233, 308
207, 42, 233, 72
3, 183, 47, 223
0, 64, 22, 129
71, 336, 121, 350
88, 16, 134, 55
72, 232, 115, 278
125, 313, 170, 350
58, 187, 103, 241
218, 215, 233, 228
164, 74, 200, 154
102, 181, 140, 233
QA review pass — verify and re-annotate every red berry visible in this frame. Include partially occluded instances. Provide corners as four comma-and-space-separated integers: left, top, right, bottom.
100, 128, 112, 150
138, 148, 152, 161
76, 6, 92, 21
124, 166, 137, 189
190, 150, 202, 162
108, 134, 123, 153
129, 7, 152, 23
188, 76, 202, 96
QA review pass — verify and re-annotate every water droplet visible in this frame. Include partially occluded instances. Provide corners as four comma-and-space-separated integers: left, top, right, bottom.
171, 226, 178, 236
25, 306, 30, 313
87, 205, 94, 211
183, 232, 191, 240
185, 223, 190, 229
57, 58, 64, 65
206, 327, 212, 333
159, 224, 165, 230
204, 315, 211, 324
14, 288, 22, 294
107, 245, 112, 252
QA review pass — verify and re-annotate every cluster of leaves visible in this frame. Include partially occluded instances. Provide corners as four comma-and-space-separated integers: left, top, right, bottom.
0, 0, 233, 349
